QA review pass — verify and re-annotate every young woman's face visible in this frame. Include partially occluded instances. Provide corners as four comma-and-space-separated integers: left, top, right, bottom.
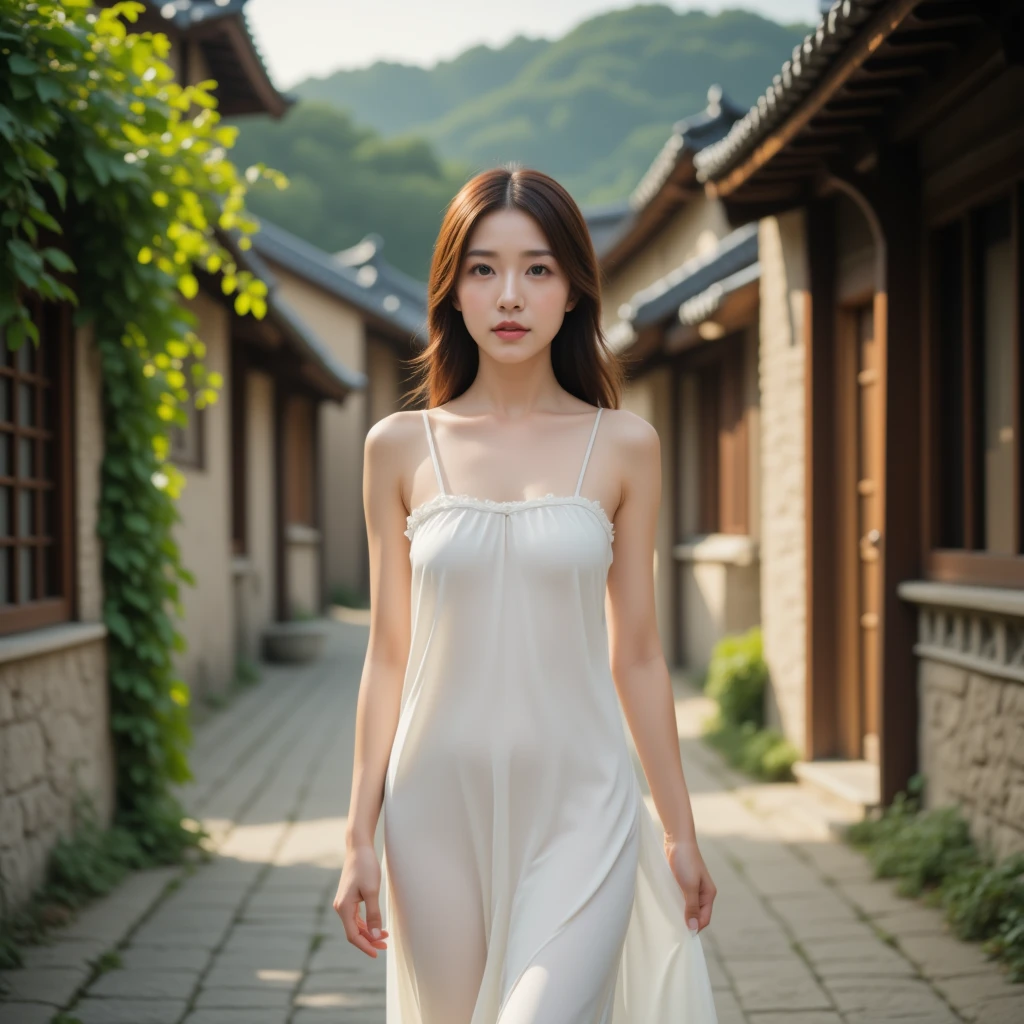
453, 208, 576, 361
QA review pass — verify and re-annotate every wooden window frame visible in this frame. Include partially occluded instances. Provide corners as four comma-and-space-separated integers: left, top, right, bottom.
692, 333, 750, 536
230, 338, 248, 556
923, 174, 1024, 588
0, 297, 75, 634
284, 392, 315, 528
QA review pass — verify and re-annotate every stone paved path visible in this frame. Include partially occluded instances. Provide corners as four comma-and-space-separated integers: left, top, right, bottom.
1, 614, 1021, 1024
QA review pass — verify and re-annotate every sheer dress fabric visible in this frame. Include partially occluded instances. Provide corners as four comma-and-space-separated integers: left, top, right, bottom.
381, 406, 718, 1024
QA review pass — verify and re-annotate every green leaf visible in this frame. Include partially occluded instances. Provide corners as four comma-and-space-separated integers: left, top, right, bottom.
5, 318, 28, 351
34, 75, 63, 104
41, 248, 76, 273
28, 207, 62, 233
8, 54, 37, 75
83, 147, 111, 187
45, 168, 67, 209
0, 290, 18, 329
8, 237, 43, 269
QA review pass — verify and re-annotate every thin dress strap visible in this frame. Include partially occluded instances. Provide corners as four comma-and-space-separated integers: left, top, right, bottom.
421, 409, 447, 496
574, 406, 603, 497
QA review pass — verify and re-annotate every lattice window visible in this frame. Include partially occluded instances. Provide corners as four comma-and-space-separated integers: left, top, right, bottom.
0, 298, 74, 633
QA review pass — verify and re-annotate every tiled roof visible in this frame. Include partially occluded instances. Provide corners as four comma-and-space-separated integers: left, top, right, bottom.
581, 200, 632, 259
143, 0, 296, 113
590, 86, 745, 263
250, 220, 429, 344
149, 0, 248, 28
622, 222, 759, 329
218, 228, 368, 396
694, 0, 883, 183
630, 85, 747, 210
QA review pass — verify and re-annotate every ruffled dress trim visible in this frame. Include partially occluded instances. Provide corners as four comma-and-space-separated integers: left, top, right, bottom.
405, 492, 615, 546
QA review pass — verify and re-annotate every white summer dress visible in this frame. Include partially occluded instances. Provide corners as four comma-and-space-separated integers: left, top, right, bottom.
380, 405, 718, 1024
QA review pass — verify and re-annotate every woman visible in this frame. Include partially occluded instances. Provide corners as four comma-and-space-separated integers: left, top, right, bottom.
334, 166, 719, 1023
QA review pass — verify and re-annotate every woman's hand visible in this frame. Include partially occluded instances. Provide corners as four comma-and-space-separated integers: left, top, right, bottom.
665, 836, 716, 934
333, 843, 390, 957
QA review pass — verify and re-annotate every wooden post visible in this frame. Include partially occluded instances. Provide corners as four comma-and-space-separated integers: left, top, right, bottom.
874, 144, 923, 805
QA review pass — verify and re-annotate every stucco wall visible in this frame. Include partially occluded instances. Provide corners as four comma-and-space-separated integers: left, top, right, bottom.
263, 264, 368, 602
233, 370, 276, 664
286, 525, 321, 619
757, 211, 809, 751
619, 372, 675, 659
601, 200, 733, 331
673, 323, 762, 670
0, 324, 113, 913
171, 292, 235, 701
366, 336, 406, 426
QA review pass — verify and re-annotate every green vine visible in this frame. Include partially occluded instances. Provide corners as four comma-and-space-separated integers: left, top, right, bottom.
1, 1, 286, 852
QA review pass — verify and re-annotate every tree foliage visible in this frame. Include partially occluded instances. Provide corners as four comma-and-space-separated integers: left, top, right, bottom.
0, 0, 281, 852
291, 5, 811, 205
227, 101, 468, 279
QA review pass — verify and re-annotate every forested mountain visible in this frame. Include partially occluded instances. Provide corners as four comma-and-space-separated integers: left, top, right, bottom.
292, 6, 809, 202
227, 102, 468, 280
232, 5, 810, 278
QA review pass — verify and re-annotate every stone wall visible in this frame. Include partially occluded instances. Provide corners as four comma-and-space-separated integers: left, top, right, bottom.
0, 637, 112, 912
757, 212, 809, 751
906, 584, 1024, 860
0, 322, 112, 915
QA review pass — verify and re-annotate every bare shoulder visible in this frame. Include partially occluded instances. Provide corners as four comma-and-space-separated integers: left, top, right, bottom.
363, 411, 426, 512
364, 408, 424, 457
600, 406, 660, 461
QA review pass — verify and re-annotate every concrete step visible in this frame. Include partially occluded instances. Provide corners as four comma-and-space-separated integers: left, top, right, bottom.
792, 758, 881, 833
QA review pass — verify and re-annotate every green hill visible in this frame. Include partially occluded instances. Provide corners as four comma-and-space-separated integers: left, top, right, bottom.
231, 4, 810, 278
293, 5, 809, 201
227, 101, 469, 281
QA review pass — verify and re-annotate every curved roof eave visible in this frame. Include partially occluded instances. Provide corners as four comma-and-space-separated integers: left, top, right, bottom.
694, 0, 884, 184
216, 227, 368, 396
250, 220, 429, 345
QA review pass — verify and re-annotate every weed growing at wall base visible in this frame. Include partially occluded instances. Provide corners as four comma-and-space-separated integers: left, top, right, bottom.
848, 774, 1024, 981
700, 626, 800, 781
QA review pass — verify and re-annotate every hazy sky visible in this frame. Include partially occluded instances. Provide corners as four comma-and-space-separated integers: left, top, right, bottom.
246, 1, 823, 90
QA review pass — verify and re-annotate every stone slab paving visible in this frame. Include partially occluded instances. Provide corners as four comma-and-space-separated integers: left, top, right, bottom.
1, 617, 1022, 1024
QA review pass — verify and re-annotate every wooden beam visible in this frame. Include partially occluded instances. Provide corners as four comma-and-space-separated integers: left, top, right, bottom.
873, 146, 923, 805
273, 381, 286, 622
706, 0, 922, 199
890, 36, 1004, 142
806, 196, 839, 759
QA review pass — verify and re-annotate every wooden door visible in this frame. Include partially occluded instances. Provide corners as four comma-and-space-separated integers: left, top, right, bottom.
855, 303, 882, 764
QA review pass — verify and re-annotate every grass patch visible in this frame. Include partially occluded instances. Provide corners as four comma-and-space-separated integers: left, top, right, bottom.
699, 626, 800, 782
329, 583, 370, 610
703, 716, 800, 781
0, 795, 205, 974
846, 774, 1024, 981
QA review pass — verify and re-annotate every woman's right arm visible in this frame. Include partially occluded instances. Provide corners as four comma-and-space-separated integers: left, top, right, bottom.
333, 412, 414, 957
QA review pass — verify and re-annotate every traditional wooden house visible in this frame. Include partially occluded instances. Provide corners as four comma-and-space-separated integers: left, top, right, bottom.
590, 87, 762, 670
695, 0, 1024, 852
248, 222, 428, 605
0, 0, 364, 909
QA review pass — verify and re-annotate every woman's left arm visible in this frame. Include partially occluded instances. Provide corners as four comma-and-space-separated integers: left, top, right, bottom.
605, 411, 716, 932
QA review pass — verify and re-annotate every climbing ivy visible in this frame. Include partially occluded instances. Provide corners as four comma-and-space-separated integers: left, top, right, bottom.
0, 1, 286, 852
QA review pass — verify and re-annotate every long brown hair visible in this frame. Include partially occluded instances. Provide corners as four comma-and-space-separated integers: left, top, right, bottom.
404, 166, 624, 410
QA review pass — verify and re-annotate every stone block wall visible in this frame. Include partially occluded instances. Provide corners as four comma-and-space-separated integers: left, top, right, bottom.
0, 321, 112, 915
757, 212, 809, 751
906, 585, 1024, 860
0, 637, 113, 913
919, 660, 1024, 860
